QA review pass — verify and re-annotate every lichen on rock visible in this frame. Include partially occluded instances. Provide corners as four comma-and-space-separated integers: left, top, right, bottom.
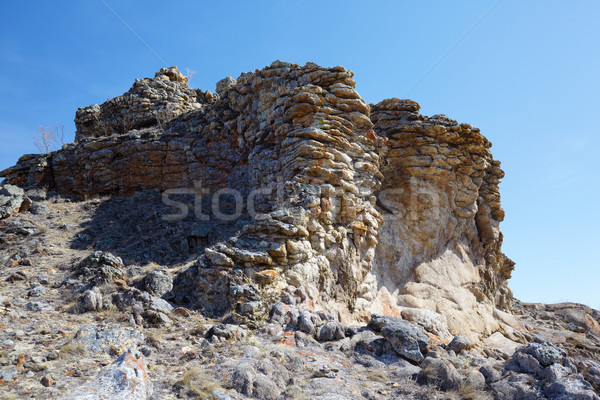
0, 61, 517, 344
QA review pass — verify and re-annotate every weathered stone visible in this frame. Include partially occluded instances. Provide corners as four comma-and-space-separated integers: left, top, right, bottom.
368, 314, 430, 362
65, 349, 153, 400
71, 324, 144, 354
543, 375, 599, 400
29, 202, 49, 215
207, 324, 248, 341
142, 270, 173, 296
464, 369, 487, 390
479, 363, 501, 384
421, 357, 462, 391
579, 360, 600, 392
75, 251, 125, 285
80, 289, 103, 312
317, 320, 345, 342
448, 333, 471, 353
518, 342, 567, 367
491, 372, 542, 400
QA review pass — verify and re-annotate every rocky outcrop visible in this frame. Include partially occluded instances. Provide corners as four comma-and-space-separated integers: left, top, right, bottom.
0, 61, 516, 343
366, 98, 517, 342
74, 66, 205, 140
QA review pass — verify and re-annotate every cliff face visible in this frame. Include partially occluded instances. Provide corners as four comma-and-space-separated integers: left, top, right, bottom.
369, 99, 515, 341
0, 62, 515, 342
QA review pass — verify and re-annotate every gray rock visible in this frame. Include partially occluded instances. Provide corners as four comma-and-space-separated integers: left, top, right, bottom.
147, 295, 173, 314
491, 372, 542, 400
579, 360, 600, 392
505, 351, 543, 376
298, 311, 316, 336
228, 358, 290, 400
30, 285, 48, 296
142, 270, 173, 296
65, 349, 153, 400
0, 184, 24, 197
80, 289, 103, 312
448, 333, 470, 353
72, 324, 144, 354
216, 76, 237, 96
205, 248, 234, 266
543, 375, 599, 400
269, 302, 299, 328
350, 329, 387, 355
389, 358, 423, 381
0, 366, 18, 384
0, 194, 26, 219
368, 314, 430, 362
479, 363, 501, 384
75, 251, 125, 285
207, 324, 247, 341
318, 320, 345, 342
25, 188, 47, 200
25, 301, 53, 312
421, 357, 462, 391
464, 369, 486, 390
281, 294, 296, 305
211, 391, 232, 400
541, 363, 573, 383
237, 300, 263, 315
29, 202, 49, 215
519, 342, 566, 367
145, 310, 172, 325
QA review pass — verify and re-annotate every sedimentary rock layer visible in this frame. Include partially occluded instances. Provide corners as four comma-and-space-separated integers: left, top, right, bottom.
0, 62, 515, 341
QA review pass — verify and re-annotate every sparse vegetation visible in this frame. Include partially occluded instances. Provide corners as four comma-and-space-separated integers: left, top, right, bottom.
181, 367, 222, 399
33, 124, 64, 153
59, 341, 87, 359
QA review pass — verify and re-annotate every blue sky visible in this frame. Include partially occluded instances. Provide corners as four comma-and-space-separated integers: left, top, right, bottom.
1, 1, 598, 309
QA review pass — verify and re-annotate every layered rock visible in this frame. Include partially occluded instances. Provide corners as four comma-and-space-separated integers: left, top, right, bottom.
74, 66, 206, 140
0, 62, 515, 343
365, 99, 516, 342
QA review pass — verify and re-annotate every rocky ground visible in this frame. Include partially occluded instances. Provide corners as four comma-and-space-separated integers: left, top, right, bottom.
0, 185, 599, 399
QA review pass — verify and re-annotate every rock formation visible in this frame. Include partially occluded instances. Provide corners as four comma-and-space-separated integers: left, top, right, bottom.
1, 61, 599, 400
1, 61, 515, 342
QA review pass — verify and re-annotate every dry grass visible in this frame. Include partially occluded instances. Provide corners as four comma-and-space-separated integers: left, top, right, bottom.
181, 367, 223, 399
366, 369, 389, 383
59, 341, 87, 359
281, 387, 310, 400
454, 381, 493, 400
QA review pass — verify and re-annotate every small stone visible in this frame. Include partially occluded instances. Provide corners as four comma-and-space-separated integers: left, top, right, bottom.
0, 184, 24, 197
318, 321, 345, 342
543, 375, 598, 400
421, 358, 462, 391
142, 270, 173, 296
464, 369, 486, 390
41, 374, 54, 387
281, 294, 296, 305
25, 301, 53, 312
479, 364, 501, 384
0, 366, 18, 384
447, 333, 470, 353
173, 307, 190, 317
80, 289, 103, 312
29, 202, 50, 215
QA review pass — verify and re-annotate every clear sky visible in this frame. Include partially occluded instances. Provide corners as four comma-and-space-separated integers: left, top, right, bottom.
1, 1, 598, 309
